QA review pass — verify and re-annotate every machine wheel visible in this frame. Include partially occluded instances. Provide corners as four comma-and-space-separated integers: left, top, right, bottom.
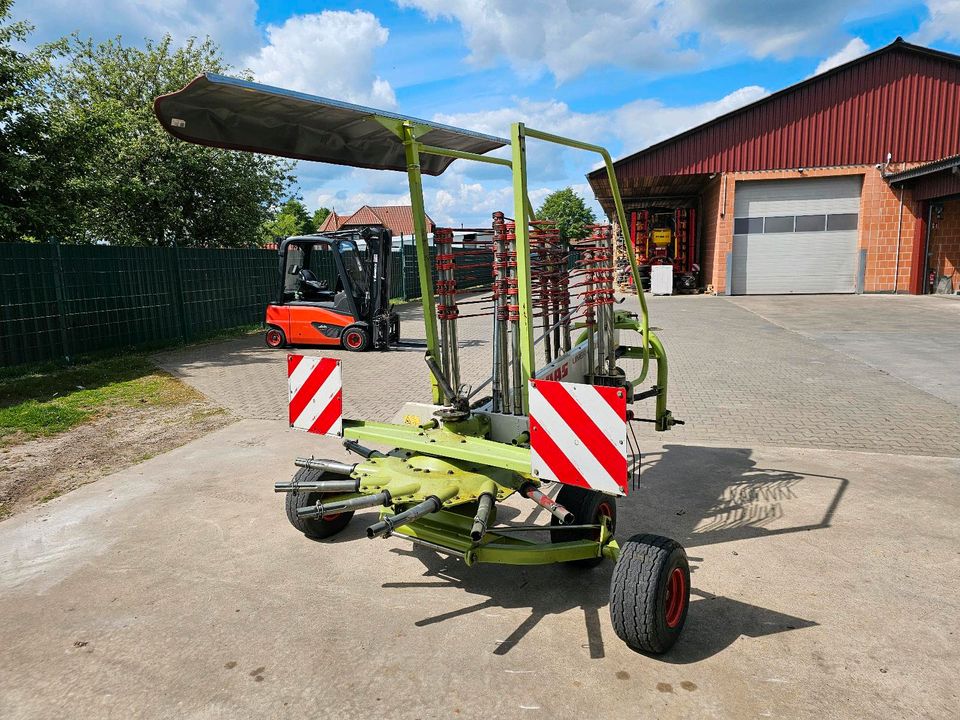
265, 326, 287, 348
341, 326, 370, 352
284, 468, 354, 539
609, 534, 690, 654
550, 485, 617, 568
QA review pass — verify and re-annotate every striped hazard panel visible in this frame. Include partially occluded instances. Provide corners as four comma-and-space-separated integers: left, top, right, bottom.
528, 379, 628, 496
287, 354, 343, 437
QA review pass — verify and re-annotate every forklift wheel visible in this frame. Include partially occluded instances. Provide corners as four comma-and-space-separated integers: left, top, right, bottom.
284, 468, 355, 539
265, 327, 286, 349
341, 326, 370, 352
550, 485, 617, 568
609, 534, 690, 654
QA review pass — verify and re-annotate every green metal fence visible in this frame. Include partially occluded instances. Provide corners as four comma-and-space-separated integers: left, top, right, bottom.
0, 242, 277, 366
0, 242, 494, 366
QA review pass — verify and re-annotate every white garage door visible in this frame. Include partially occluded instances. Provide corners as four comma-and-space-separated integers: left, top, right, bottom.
731, 176, 862, 294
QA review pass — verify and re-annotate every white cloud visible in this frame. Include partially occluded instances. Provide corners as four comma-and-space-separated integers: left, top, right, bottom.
298, 84, 769, 228
675, 0, 860, 60
14, 0, 261, 61
16, 4, 398, 108
433, 85, 768, 164
912, 0, 960, 44
244, 11, 397, 107
810, 37, 870, 76
396, 0, 698, 81
609, 85, 770, 151
312, 190, 409, 213
396, 0, 863, 80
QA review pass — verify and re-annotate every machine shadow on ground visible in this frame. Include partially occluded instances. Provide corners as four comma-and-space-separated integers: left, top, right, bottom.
624, 444, 848, 549
358, 443, 836, 663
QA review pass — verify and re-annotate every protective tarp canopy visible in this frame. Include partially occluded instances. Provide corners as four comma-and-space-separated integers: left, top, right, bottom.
154, 73, 508, 175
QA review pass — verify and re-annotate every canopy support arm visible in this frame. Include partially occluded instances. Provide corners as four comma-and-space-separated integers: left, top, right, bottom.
403, 123, 443, 403
521, 125, 651, 384
511, 123, 536, 414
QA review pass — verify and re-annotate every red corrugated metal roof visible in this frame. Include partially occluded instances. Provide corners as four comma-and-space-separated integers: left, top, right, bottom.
339, 205, 435, 236
588, 39, 960, 190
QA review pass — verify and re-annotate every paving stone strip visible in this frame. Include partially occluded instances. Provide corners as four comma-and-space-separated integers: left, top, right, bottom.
154, 295, 960, 458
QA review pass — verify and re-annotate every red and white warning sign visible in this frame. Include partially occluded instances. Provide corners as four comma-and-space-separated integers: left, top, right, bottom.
528, 379, 628, 496
287, 354, 342, 437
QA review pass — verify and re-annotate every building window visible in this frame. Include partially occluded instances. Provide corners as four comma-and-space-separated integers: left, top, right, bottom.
763, 216, 795, 233
827, 213, 858, 231
735, 213, 858, 235
795, 214, 827, 232
734, 217, 763, 234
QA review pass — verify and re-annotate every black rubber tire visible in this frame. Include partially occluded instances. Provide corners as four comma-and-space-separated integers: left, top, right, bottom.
265, 326, 286, 348
550, 485, 617, 568
284, 468, 354, 539
609, 533, 690, 654
341, 325, 370, 352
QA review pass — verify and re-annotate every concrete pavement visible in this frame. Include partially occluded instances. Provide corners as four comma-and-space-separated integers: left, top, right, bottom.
1, 421, 957, 719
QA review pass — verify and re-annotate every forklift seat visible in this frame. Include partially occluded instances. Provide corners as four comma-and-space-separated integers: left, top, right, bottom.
298, 268, 336, 301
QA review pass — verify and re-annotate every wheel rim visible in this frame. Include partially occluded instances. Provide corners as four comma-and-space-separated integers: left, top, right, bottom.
266, 329, 282, 347
316, 497, 341, 521
345, 331, 363, 349
664, 567, 686, 628
594, 501, 613, 541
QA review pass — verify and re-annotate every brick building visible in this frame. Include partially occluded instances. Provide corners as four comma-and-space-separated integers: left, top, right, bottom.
317, 205, 435, 239
587, 38, 960, 295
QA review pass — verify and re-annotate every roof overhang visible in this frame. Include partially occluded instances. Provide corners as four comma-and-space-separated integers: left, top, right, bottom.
154, 73, 508, 175
887, 154, 960, 185
589, 172, 714, 216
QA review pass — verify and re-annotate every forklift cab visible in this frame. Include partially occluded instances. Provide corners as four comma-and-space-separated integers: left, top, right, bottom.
265, 227, 399, 351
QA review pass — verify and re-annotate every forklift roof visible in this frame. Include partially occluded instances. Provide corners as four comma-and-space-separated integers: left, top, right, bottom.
154, 73, 508, 175
279, 232, 360, 251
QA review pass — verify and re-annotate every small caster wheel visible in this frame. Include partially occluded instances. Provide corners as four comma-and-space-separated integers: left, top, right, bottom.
550, 485, 616, 568
284, 468, 354, 539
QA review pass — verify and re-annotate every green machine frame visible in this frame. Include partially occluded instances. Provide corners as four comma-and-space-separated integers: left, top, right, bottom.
306, 118, 674, 566
155, 74, 689, 654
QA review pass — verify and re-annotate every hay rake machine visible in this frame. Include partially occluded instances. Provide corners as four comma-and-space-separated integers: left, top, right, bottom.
156, 74, 689, 654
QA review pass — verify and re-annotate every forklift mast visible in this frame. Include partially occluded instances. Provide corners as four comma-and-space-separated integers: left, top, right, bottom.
360, 227, 394, 346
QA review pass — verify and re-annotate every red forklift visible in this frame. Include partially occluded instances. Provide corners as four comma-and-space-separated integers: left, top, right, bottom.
264, 227, 400, 351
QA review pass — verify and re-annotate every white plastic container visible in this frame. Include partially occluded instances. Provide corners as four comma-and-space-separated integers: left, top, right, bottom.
651, 265, 673, 296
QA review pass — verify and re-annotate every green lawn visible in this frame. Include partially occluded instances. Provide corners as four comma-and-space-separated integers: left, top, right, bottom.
0, 355, 200, 443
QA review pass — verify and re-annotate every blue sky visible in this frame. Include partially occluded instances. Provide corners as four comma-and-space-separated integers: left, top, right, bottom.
15, 1, 960, 226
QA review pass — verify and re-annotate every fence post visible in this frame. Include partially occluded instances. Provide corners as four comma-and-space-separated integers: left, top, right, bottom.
400, 237, 407, 299
170, 243, 189, 342
49, 238, 73, 364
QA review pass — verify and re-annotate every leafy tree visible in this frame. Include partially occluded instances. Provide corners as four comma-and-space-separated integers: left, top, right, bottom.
262, 198, 311, 242
1, 15, 294, 246
262, 200, 334, 242
536, 187, 596, 241
311, 207, 331, 231
0, 1, 52, 240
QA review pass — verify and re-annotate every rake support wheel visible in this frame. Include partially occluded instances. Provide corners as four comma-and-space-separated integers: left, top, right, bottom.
609, 533, 690, 654
550, 485, 617, 568
284, 468, 354, 539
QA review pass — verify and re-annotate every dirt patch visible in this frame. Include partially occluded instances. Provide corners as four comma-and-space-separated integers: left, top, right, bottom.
0, 391, 232, 519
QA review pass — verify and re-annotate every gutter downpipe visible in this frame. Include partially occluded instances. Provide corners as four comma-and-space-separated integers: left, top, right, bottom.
894, 185, 905, 294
